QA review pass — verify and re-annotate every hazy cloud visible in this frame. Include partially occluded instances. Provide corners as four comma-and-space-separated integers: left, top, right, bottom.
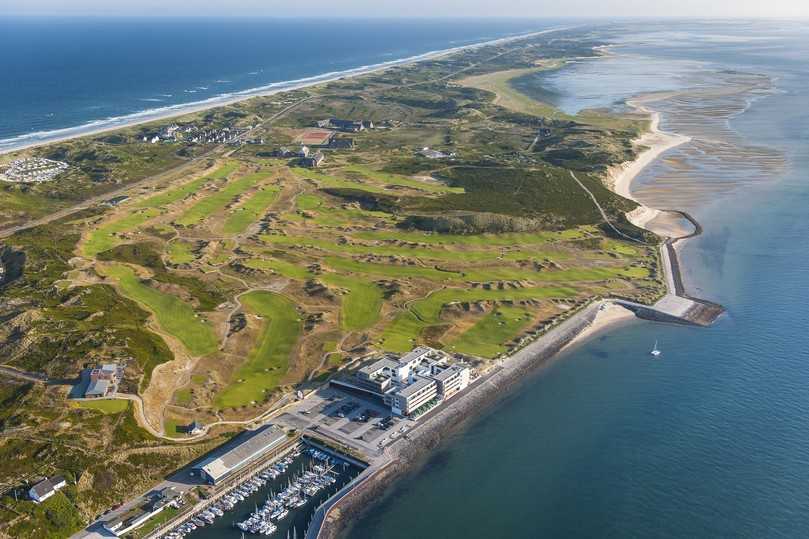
2, 0, 808, 18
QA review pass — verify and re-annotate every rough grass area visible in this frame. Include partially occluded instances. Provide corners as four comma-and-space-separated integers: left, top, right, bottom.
215, 291, 301, 408
343, 164, 463, 194
99, 263, 218, 357
448, 306, 534, 358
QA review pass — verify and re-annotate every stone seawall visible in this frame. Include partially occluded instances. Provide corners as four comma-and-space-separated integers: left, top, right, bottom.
313, 301, 605, 539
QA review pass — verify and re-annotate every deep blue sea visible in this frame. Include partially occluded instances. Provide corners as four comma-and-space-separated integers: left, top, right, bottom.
347, 19, 809, 539
0, 17, 557, 151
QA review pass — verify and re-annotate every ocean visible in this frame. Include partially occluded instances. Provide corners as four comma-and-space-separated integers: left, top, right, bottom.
345, 19, 809, 538
0, 17, 557, 152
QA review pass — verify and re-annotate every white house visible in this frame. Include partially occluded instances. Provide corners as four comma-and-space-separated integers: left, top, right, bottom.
29, 475, 67, 504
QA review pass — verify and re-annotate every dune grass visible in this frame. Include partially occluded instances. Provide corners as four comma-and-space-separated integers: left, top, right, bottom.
215, 291, 301, 408
176, 171, 270, 227
448, 306, 534, 358
99, 263, 218, 357
343, 164, 463, 194
223, 185, 280, 234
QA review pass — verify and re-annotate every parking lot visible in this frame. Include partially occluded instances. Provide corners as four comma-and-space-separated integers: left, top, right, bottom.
277, 386, 413, 455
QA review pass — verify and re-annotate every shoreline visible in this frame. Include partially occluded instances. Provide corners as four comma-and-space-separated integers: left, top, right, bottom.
0, 26, 572, 156
310, 94, 721, 539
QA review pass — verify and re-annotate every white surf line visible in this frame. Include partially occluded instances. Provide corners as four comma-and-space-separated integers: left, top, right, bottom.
0, 25, 577, 156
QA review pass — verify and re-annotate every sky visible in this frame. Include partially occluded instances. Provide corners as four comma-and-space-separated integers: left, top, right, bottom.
1, 0, 808, 18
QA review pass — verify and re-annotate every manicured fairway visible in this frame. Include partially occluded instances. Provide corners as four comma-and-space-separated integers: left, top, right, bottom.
295, 193, 323, 211
222, 185, 279, 234
260, 234, 531, 263
215, 291, 301, 408
136, 162, 239, 209
322, 273, 384, 331
352, 227, 591, 246
176, 172, 270, 227
380, 311, 426, 352
449, 306, 534, 358
83, 208, 160, 256
381, 285, 576, 352
100, 263, 218, 356
165, 240, 196, 264
243, 257, 311, 280
324, 256, 459, 281
73, 399, 129, 414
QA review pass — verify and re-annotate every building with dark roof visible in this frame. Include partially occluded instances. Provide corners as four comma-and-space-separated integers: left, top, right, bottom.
28, 475, 67, 503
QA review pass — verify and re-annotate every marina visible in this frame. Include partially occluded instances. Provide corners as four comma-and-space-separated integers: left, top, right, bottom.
158, 445, 361, 539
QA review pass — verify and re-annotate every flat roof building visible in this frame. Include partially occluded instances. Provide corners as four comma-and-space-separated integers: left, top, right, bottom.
391, 376, 438, 416
84, 379, 110, 398
334, 346, 469, 417
193, 424, 287, 484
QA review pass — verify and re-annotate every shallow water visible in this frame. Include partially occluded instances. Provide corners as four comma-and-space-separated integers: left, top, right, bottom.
346, 20, 809, 538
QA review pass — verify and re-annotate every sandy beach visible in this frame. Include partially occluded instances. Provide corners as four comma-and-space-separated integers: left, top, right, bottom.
0, 26, 572, 157
607, 97, 691, 202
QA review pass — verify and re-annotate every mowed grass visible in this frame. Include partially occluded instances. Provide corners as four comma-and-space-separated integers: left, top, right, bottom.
165, 240, 196, 264
353, 227, 590, 246
322, 273, 384, 331
296, 193, 323, 211
136, 162, 239, 209
261, 234, 548, 263
324, 256, 459, 281
381, 285, 576, 352
223, 185, 279, 234
99, 263, 218, 357
215, 291, 301, 408
83, 162, 239, 257
448, 306, 534, 358
243, 257, 311, 280
176, 171, 271, 227
83, 208, 160, 256
73, 399, 129, 414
